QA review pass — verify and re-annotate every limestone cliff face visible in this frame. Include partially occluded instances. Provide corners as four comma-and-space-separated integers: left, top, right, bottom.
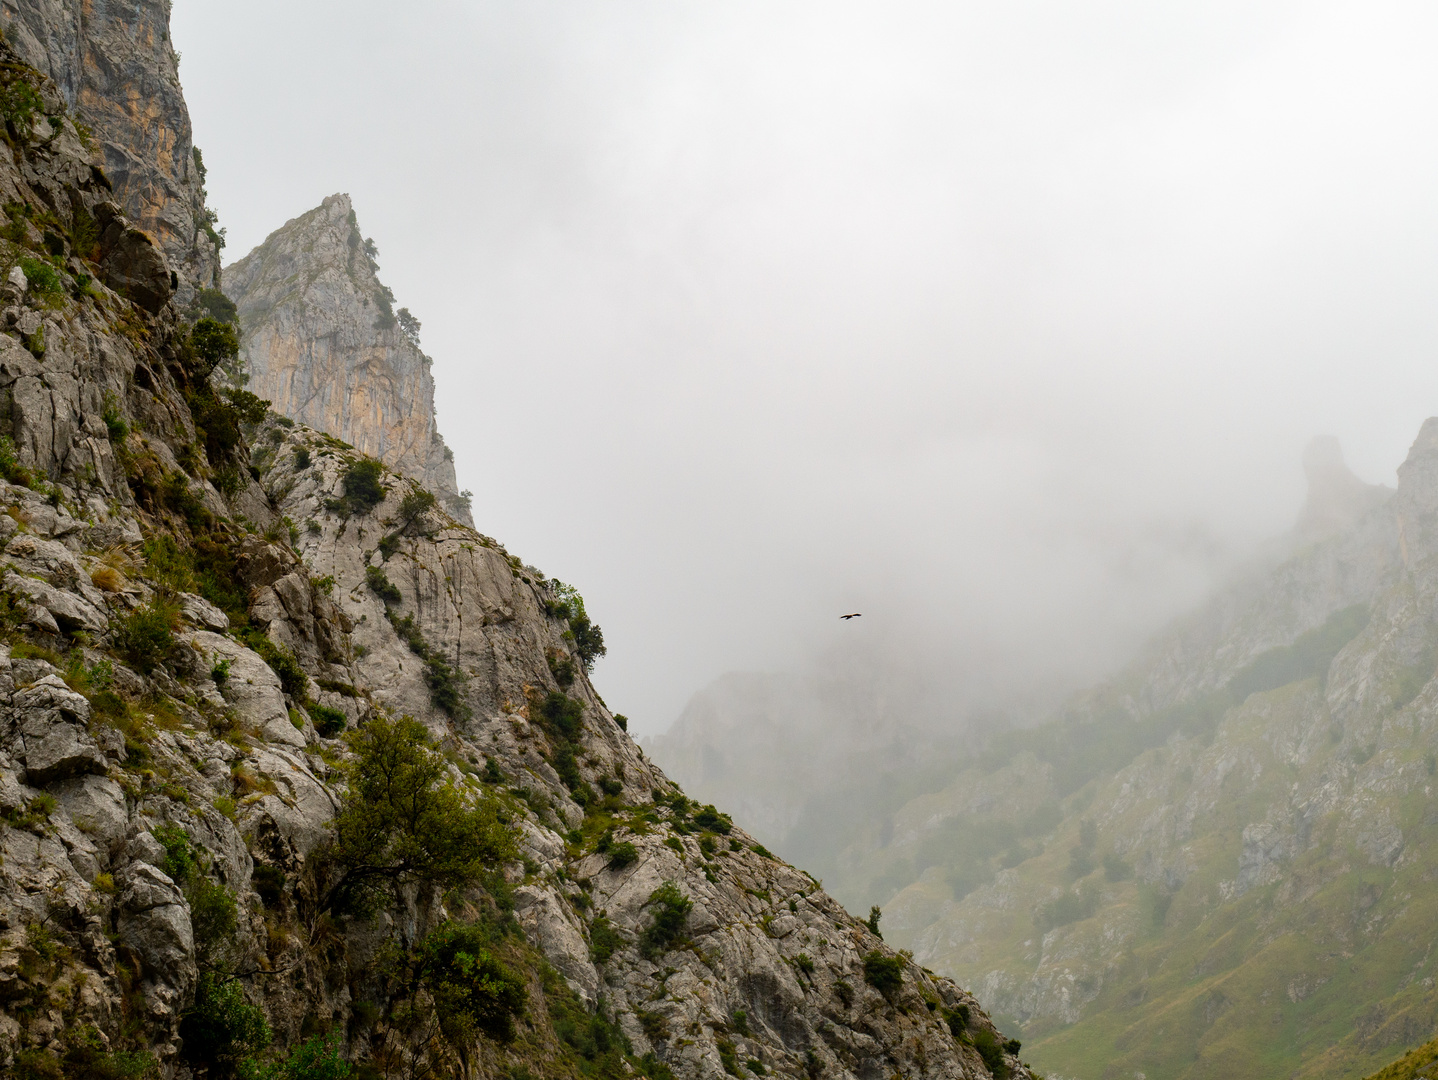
222, 194, 472, 526
0, 0, 222, 298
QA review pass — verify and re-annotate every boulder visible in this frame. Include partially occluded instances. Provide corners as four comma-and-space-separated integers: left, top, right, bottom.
99, 224, 173, 314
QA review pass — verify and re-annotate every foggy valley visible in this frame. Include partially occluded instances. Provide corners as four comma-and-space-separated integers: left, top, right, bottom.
0, 1, 1427, 1079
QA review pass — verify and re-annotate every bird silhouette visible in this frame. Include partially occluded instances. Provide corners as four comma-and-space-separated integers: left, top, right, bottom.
840, 613, 862, 620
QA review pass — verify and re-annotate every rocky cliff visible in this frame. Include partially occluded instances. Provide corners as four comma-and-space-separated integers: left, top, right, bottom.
0, 37, 1027, 1080
0, 0, 222, 299
222, 195, 472, 526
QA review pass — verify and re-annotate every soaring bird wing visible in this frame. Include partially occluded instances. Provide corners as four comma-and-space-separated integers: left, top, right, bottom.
840, 613, 862, 620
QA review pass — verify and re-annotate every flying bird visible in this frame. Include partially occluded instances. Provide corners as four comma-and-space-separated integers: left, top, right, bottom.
840, 613, 862, 620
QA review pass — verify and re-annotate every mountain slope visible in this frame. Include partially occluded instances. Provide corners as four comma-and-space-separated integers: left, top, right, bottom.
222, 194, 472, 525
849, 435, 1438, 1080
0, 32, 1030, 1080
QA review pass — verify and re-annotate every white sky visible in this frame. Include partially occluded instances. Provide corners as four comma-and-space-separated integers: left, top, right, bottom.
172, 0, 1438, 734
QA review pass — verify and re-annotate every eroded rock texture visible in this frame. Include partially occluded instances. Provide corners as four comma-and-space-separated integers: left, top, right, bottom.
1, 0, 222, 299
222, 194, 472, 526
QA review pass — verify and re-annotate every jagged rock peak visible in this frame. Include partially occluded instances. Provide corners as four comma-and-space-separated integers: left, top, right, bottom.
1292, 434, 1392, 545
1, 0, 222, 299
222, 193, 473, 526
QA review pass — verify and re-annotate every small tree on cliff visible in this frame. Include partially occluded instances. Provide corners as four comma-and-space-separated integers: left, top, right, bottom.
318, 714, 516, 917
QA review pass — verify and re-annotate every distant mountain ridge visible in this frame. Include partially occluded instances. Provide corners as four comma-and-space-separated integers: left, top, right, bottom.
853, 431, 1438, 1080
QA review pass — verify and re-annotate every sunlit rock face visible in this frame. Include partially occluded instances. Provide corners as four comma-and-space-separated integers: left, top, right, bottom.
222, 193, 472, 525
2, 0, 222, 299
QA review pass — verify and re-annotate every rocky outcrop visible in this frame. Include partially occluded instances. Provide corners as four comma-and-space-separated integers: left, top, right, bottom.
1292, 435, 1392, 547
1, 0, 222, 298
222, 194, 472, 525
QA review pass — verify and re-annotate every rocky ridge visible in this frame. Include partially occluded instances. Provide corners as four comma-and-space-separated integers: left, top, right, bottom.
222, 194, 472, 526
1, 0, 222, 299
0, 34, 1027, 1080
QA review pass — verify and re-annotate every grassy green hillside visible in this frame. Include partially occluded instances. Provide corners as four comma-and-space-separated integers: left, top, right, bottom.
1363, 1035, 1438, 1080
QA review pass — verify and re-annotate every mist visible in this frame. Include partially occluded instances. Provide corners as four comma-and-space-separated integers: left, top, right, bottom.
171, 0, 1438, 734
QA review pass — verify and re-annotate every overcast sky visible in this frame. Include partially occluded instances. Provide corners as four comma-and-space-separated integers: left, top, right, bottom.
172, 0, 1438, 734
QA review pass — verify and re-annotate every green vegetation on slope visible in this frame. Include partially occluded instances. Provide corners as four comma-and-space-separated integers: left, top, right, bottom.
1362, 1035, 1438, 1080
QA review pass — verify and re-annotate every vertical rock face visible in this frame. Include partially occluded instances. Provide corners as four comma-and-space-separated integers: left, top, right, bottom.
0, 0, 222, 297
222, 194, 472, 525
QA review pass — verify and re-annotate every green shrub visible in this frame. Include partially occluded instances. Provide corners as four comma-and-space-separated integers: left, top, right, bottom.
940, 1003, 969, 1037
180, 973, 271, 1070
548, 652, 577, 688
607, 841, 638, 869
399, 488, 436, 523
969, 1028, 1008, 1079
189, 877, 238, 961
101, 397, 128, 441
717, 1040, 741, 1077
613, 713, 628, 731
568, 614, 606, 672
321, 714, 515, 915
639, 881, 692, 959
195, 287, 238, 325
414, 921, 527, 1043
693, 805, 732, 834
1034, 886, 1099, 932
293, 446, 311, 470
238, 629, 308, 700
341, 459, 386, 513
866, 905, 883, 938
310, 703, 347, 738
240, 1030, 351, 1080
589, 913, 624, 962
17, 256, 62, 298
365, 565, 402, 605
0, 77, 44, 133
223, 388, 270, 426
862, 950, 904, 993
0, 434, 32, 486
793, 953, 815, 975
114, 602, 176, 673
537, 691, 584, 742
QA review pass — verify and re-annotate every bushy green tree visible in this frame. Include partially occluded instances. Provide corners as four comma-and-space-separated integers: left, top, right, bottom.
180, 973, 271, 1071
190, 317, 240, 379
321, 715, 515, 914
413, 922, 527, 1043
240, 1031, 351, 1080
342, 459, 386, 513
862, 950, 904, 993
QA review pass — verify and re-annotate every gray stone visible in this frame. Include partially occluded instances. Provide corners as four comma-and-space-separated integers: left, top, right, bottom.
115, 862, 195, 988
178, 592, 229, 632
